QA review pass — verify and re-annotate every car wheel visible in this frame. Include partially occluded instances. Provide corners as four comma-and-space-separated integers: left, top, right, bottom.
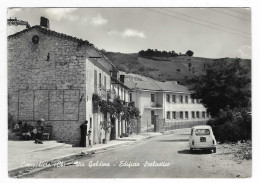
212, 147, 216, 153
190, 148, 194, 153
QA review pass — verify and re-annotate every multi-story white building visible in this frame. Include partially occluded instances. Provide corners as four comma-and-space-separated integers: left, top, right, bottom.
125, 80, 209, 132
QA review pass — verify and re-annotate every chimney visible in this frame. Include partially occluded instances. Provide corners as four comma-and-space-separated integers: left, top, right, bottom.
40, 17, 49, 29
120, 75, 125, 83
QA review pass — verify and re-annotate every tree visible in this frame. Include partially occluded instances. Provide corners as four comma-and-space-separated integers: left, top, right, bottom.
190, 59, 251, 117
188, 62, 192, 72
186, 50, 194, 57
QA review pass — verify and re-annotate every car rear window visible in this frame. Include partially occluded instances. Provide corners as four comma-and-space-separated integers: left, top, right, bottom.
195, 129, 210, 136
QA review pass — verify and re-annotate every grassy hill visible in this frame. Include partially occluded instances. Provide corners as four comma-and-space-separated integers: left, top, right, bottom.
102, 51, 251, 86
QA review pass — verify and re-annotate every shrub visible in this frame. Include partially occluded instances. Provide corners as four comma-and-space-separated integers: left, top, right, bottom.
208, 107, 251, 143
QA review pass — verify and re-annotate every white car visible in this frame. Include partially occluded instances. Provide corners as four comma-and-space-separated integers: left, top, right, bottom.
189, 125, 217, 153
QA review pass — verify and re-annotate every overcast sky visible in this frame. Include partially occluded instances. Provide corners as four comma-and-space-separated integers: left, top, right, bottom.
7, 8, 251, 59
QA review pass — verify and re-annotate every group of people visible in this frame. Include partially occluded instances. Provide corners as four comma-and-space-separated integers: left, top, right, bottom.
13, 119, 45, 140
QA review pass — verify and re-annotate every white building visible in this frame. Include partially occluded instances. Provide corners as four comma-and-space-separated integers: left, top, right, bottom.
125, 79, 209, 132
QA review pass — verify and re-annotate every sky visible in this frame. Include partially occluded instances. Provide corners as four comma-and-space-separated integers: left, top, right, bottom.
7, 7, 251, 59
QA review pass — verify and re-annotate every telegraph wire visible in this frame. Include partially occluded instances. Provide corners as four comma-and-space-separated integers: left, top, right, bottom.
210, 8, 250, 21
161, 8, 250, 35
143, 8, 251, 40
225, 8, 251, 17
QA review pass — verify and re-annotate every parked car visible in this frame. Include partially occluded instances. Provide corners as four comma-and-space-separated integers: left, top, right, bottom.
189, 125, 216, 153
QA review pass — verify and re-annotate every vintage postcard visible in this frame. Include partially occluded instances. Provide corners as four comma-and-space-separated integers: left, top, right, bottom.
6, 5, 252, 179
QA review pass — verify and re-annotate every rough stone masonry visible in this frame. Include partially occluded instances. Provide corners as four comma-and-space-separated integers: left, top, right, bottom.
8, 26, 91, 145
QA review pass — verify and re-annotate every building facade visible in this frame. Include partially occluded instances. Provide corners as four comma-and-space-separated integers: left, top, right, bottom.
8, 18, 122, 146
125, 80, 209, 132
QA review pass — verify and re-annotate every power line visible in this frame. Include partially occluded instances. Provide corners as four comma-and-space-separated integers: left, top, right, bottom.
225, 8, 251, 17
161, 8, 250, 35
210, 8, 250, 21
143, 8, 251, 40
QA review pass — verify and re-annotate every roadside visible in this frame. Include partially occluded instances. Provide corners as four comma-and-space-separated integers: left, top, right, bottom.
28, 132, 252, 178
8, 128, 252, 178
8, 132, 162, 178
194, 141, 252, 178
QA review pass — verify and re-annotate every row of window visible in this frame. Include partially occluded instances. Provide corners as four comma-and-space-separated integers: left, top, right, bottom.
166, 111, 208, 120
151, 94, 200, 104
166, 94, 200, 104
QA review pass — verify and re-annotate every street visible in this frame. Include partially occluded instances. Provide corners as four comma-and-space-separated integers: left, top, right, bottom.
30, 132, 251, 178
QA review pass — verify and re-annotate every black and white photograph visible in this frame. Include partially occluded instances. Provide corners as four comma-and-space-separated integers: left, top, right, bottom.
2, 0, 257, 180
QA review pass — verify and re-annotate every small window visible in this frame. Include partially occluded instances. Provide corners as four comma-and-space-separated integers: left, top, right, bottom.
172, 111, 176, 119
129, 93, 132, 102
99, 73, 102, 86
192, 99, 195, 104
151, 94, 155, 102
180, 111, 183, 119
167, 111, 170, 119
89, 117, 92, 128
202, 112, 206, 118
185, 111, 188, 119
94, 70, 97, 90
180, 95, 183, 103
192, 111, 195, 118
172, 95, 176, 103
166, 94, 170, 102
185, 96, 188, 103
104, 76, 106, 89
196, 111, 200, 118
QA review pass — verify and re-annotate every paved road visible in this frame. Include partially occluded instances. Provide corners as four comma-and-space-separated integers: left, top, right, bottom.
31, 133, 250, 178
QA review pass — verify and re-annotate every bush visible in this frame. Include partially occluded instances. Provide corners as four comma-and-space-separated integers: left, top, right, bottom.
208, 108, 251, 143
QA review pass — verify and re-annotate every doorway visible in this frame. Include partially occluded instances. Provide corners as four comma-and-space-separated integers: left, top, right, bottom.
110, 117, 116, 140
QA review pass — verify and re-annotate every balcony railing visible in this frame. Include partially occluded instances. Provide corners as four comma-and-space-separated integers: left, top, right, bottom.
143, 102, 163, 109
151, 103, 162, 108
94, 85, 107, 100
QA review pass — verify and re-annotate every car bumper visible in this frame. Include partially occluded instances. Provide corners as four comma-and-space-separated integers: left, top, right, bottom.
190, 144, 216, 149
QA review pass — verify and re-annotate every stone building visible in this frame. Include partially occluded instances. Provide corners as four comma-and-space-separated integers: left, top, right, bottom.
8, 17, 120, 146
125, 80, 209, 132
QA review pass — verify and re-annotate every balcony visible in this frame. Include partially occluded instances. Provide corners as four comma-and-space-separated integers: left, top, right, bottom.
99, 85, 107, 100
144, 102, 163, 109
108, 88, 116, 102
94, 85, 107, 100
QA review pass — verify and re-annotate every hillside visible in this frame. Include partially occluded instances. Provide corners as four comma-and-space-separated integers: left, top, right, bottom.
102, 51, 251, 86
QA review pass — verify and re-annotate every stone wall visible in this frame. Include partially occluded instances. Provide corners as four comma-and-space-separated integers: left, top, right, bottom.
8, 27, 88, 145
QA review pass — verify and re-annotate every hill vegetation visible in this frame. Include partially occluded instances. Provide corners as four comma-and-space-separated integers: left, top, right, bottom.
101, 50, 251, 86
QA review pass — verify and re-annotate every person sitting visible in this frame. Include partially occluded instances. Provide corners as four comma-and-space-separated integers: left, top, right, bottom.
13, 123, 20, 132
35, 119, 44, 140
20, 123, 31, 140
14, 121, 23, 135
31, 127, 37, 140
